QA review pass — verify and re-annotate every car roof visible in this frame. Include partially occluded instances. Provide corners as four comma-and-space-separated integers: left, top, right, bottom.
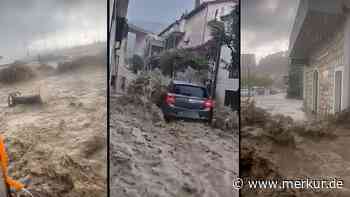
171, 80, 205, 88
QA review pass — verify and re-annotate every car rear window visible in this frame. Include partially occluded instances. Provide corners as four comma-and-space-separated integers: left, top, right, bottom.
171, 84, 208, 98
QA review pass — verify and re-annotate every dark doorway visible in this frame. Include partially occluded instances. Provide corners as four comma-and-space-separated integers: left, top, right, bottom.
334, 70, 343, 113
224, 90, 239, 110
312, 71, 318, 113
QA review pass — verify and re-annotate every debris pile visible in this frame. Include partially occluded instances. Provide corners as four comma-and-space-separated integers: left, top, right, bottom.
240, 99, 350, 197
240, 144, 280, 179
241, 100, 296, 146
240, 143, 292, 197
115, 70, 171, 124
0, 63, 35, 84
241, 99, 338, 145
241, 98, 270, 126
123, 70, 170, 106
212, 106, 238, 132
57, 55, 106, 74
37, 64, 55, 76
326, 109, 350, 128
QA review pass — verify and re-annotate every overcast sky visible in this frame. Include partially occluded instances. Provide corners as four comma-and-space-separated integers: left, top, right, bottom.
127, 0, 195, 32
0, 0, 106, 60
242, 0, 300, 62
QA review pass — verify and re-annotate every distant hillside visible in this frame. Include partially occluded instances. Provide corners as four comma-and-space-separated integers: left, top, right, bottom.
57, 41, 106, 58
0, 56, 14, 66
19, 42, 106, 64
253, 51, 289, 89
254, 51, 288, 77
241, 54, 257, 75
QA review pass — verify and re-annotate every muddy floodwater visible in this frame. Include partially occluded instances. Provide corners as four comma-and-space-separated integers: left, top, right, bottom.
241, 97, 350, 197
110, 95, 239, 197
0, 66, 107, 196
254, 93, 306, 121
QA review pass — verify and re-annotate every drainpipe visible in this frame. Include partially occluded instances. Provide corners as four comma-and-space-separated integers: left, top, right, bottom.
202, 6, 209, 45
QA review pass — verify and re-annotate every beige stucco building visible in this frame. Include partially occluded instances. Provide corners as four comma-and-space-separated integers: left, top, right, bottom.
289, 0, 350, 114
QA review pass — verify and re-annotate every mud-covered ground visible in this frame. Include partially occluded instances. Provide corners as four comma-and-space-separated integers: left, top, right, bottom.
110, 95, 238, 197
241, 101, 350, 197
0, 65, 107, 196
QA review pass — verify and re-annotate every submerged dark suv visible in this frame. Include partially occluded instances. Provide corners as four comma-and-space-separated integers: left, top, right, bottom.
161, 80, 214, 122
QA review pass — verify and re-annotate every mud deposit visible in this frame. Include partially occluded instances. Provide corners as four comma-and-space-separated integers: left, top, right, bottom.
0, 66, 107, 196
110, 96, 238, 197
241, 102, 350, 197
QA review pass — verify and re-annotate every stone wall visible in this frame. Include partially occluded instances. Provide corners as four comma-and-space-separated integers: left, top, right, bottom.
303, 22, 345, 115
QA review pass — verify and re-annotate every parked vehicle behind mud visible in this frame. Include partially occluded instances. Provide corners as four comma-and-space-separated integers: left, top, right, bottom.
161, 80, 214, 122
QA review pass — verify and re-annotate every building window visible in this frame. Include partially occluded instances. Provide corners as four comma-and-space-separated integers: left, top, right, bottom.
334, 70, 343, 113
228, 64, 238, 79
121, 76, 126, 91
165, 38, 171, 49
112, 54, 119, 76
115, 16, 128, 43
228, 68, 233, 78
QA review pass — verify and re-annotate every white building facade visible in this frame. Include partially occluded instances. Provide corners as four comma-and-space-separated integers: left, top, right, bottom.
216, 43, 239, 107
109, 0, 136, 93
159, 0, 236, 50
159, 0, 238, 109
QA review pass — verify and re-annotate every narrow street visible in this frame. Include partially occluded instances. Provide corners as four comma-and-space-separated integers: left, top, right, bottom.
110, 1, 239, 196
110, 96, 238, 197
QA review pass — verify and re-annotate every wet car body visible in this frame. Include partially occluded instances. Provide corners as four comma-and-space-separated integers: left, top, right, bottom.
161, 80, 214, 122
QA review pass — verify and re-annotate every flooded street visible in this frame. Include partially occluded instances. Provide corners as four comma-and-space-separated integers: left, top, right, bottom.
254, 93, 306, 121
241, 96, 350, 196
0, 65, 107, 196
110, 95, 238, 197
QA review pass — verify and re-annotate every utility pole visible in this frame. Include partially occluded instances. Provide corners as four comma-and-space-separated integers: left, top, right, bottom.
172, 56, 178, 80
212, 36, 222, 99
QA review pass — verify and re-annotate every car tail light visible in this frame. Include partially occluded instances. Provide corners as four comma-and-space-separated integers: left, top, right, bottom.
203, 99, 214, 109
165, 94, 175, 105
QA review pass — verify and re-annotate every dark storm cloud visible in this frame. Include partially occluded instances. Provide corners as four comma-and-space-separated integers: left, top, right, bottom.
0, 0, 106, 59
242, 0, 299, 61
